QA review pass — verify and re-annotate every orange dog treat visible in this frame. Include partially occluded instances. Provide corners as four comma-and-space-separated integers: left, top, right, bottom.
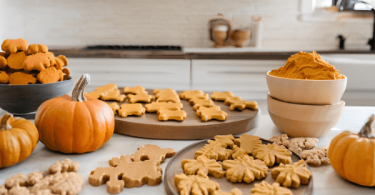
7, 52, 27, 70
190, 99, 215, 111
156, 93, 181, 103
26, 44, 48, 55
157, 108, 186, 121
37, 67, 63, 84
55, 55, 68, 70
145, 102, 183, 112
101, 90, 126, 102
89, 155, 162, 194
9, 72, 37, 85
108, 102, 120, 115
123, 85, 147, 95
2, 38, 28, 53
128, 94, 155, 103
211, 91, 234, 101
23, 53, 51, 71
155, 91, 179, 98
230, 100, 258, 111
132, 145, 176, 165
154, 88, 176, 95
196, 106, 221, 117
179, 90, 204, 99
97, 83, 118, 92
197, 106, 227, 121
0, 71, 9, 84
224, 96, 242, 106
0, 56, 7, 69
62, 67, 70, 77
118, 103, 145, 117
45, 52, 56, 66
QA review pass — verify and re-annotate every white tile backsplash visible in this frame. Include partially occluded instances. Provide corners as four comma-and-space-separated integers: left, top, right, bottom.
0, 0, 372, 50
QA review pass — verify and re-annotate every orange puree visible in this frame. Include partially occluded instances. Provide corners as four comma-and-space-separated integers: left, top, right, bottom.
269, 51, 344, 80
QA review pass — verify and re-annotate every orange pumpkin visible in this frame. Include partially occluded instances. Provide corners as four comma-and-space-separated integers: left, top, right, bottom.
0, 113, 39, 168
35, 74, 114, 153
329, 114, 375, 186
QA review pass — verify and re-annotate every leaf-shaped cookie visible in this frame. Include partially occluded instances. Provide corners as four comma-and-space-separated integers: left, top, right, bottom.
271, 160, 312, 188
222, 155, 268, 183
231, 145, 247, 160
195, 140, 232, 161
251, 181, 292, 195
234, 134, 262, 154
174, 173, 220, 195
253, 143, 292, 166
181, 156, 225, 178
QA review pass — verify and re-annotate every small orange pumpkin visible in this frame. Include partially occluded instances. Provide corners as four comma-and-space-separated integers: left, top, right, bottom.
0, 113, 39, 168
35, 74, 114, 153
329, 114, 375, 186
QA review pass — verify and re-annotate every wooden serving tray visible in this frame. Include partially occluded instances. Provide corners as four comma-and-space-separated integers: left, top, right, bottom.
106, 89, 260, 140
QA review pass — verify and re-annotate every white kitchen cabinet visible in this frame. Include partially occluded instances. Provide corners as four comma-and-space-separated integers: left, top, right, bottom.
191, 60, 285, 100
68, 58, 191, 91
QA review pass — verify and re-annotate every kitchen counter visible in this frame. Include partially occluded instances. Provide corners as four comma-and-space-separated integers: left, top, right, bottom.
1, 106, 374, 195
50, 48, 375, 60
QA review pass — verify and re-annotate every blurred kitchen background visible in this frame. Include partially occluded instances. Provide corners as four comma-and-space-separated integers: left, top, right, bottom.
1, 0, 375, 112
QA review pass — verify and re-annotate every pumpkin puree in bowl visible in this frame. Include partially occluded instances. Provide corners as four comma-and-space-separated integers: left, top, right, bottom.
269, 51, 344, 80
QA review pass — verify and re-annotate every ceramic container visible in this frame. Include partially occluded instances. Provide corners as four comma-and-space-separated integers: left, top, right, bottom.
0, 77, 73, 114
212, 29, 227, 48
231, 29, 251, 47
266, 71, 347, 105
267, 94, 345, 138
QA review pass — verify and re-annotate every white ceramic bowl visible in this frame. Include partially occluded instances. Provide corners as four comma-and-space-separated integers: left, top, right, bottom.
266, 71, 347, 105
267, 94, 345, 138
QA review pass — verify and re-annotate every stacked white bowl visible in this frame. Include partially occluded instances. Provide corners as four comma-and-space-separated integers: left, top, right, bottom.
266, 71, 347, 138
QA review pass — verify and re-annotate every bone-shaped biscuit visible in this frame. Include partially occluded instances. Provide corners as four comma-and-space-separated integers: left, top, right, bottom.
101, 90, 126, 102
155, 91, 179, 98
197, 107, 227, 121
190, 99, 215, 111
196, 106, 221, 117
123, 86, 147, 95
230, 100, 258, 111
224, 96, 242, 106
108, 102, 120, 115
118, 103, 145, 117
2, 39, 28, 53
97, 83, 118, 92
128, 94, 154, 103
7, 52, 27, 70
157, 108, 186, 121
23, 53, 51, 71
26, 44, 48, 55
145, 102, 183, 112
179, 90, 205, 100
0, 56, 7, 69
153, 88, 176, 94
156, 94, 181, 103
211, 91, 234, 101
132, 145, 176, 165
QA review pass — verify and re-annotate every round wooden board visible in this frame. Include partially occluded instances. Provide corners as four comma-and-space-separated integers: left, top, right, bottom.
164, 138, 313, 195
108, 89, 260, 140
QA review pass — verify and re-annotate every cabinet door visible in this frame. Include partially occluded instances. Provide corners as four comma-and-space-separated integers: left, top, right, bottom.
68, 58, 191, 91
192, 60, 284, 100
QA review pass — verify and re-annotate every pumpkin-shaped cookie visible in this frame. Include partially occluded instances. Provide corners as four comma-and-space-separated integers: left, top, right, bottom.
0, 113, 39, 168
35, 74, 114, 153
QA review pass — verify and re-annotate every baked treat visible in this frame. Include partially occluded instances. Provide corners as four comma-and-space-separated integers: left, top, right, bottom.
213, 188, 242, 195
5, 173, 27, 188
156, 93, 181, 103
2, 39, 28, 53
0, 56, 7, 69
7, 52, 27, 70
37, 67, 63, 84
62, 68, 70, 77
123, 86, 147, 95
108, 102, 120, 115
271, 160, 312, 188
89, 155, 162, 194
179, 90, 204, 99
153, 88, 176, 95
224, 96, 242, 106
26, 44, 48, 55
101, 90, 126, 102
23, 53, 51, 72
157, 108, 186, 121
145, 102, 183, 112
231, 145, 247, 160
196, 106, 227, 121
155, 91, 179, 99
251, 181, 292, 195
118, 103, 145, 117
132, 145, 176, 165
252, 143, 292, 166
8, 185, 29, 195
270, 134, 319, 157
301, 146, 330, 166
127, 94, 154, 103
9, 72, 37, 85
213, 134, 235, 148
174, 173, 220, 195
229, 100, 258, 111
222, 155, 268, 183
49, 159, 80, 174
190, 98, 215, 110
0, 185, 7, 195
55, 55, 68, 70
211, 91, 234, 101
195, 140, 233, 161
0, 71, 9, 84
234, 134, 262, 155
89, 83, 119, 99
181, 155, 225, 178
269, 134, 289, 146
26, 172, 43, 186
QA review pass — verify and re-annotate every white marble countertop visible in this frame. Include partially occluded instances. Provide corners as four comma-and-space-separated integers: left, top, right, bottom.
1, 106, 375, 195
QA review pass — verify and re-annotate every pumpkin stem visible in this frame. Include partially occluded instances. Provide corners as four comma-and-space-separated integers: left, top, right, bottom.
72, 74, 90, 102
359, 114, 375, 138
0, 113, 13, 130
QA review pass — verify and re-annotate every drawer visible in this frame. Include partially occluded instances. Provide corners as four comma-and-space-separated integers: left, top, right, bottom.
68, 58, 191, 91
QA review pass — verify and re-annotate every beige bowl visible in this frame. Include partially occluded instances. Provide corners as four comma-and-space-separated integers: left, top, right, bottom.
267, 94, 345, 137
266, 71, 347, 105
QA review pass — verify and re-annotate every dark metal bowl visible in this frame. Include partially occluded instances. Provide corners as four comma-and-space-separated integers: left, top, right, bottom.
0, 76, 74, 114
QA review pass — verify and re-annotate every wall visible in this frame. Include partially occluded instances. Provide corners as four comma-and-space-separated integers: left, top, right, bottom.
0, 0, 373, 50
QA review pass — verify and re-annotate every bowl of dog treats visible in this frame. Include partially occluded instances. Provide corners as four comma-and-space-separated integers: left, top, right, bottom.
0, 38, 73, 114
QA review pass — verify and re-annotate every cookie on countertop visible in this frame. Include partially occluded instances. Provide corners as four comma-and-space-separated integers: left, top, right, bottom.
132, 145, 176, 165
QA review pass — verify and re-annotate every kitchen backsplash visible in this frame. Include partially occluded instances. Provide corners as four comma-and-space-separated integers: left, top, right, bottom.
0, 0, 372, 50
